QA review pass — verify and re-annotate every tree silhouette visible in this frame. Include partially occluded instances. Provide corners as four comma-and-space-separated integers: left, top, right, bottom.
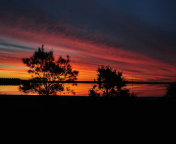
89, 66, 136, 98
19, 45, 78, 96
165, 82, 176, 97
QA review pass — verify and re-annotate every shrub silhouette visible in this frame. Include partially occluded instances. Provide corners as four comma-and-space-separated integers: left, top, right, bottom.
165, 82, 176, 97
19, 45, 78, 96
89, 66, 136, 98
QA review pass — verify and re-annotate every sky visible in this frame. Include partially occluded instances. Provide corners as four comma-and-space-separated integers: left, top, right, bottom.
0, 0, 176, 82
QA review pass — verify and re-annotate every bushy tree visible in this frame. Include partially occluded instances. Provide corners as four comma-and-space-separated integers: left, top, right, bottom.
89, 66, 136, 98
19, 45, 78, 95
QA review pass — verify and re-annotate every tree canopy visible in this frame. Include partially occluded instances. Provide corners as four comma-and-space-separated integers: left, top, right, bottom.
89, 66, 136, 98
19, 45, 78, 95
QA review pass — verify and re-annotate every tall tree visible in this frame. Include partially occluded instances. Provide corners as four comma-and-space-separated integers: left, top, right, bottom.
19, 45, 78, 96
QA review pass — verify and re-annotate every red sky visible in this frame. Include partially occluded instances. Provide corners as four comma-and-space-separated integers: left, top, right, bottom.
1, 0, 176, 83
1, 26, 176, 82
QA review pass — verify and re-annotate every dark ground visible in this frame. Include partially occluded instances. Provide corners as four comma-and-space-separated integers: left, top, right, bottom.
1, 95, 176, 133
0, 95, 176, 112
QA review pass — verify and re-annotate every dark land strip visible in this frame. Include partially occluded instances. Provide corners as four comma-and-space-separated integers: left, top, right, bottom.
0, 95, 176, 110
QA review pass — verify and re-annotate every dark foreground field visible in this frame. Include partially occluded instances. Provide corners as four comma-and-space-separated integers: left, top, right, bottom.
1, 95, 176, 130
0, 95, 176, 112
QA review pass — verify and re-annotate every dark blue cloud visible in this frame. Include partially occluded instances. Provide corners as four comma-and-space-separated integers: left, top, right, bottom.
99, 0, 176, 34
2, 0, 175, 35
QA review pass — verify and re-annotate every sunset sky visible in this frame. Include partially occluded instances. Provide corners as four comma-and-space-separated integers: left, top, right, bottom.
1, 0, 176, 82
